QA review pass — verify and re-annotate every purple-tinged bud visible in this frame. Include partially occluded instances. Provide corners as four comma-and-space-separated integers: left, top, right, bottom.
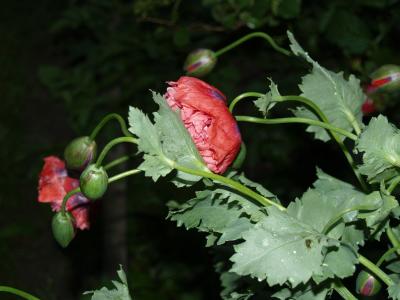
80, 164, 108, 200
52, 212, 75, 248
184, 49, 217, 77
356, 270, 382, 297
64, 136, 97, 170
370, 64, 400, 92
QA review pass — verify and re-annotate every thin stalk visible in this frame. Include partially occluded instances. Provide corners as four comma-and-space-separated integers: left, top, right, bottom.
387, 226, 400, 255
277, 95, 368, 192
0, 286, 40, 300
61, 188, 80, 214
89, 113, 132, 140
104, 155, 132, 170
173, 163, 285, 210
229, 92, 264, 113
236, 116, 357, 141
95, 137, 137, 168
108, 169, 141, 183
215, 32, 291, 57
377, 245, 400, 266
359, 254, 394, 286
333, 280, 358, 300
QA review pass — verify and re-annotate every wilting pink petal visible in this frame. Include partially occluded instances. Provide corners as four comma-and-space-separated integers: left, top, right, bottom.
38, 156, 91, 230
165, 76, 241, 173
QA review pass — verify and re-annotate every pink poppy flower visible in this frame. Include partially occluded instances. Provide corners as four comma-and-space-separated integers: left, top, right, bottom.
38, 156, 90, 230
165, 76, 241, 174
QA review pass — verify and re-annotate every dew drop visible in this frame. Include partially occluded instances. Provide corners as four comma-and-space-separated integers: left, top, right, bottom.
262, 239, 269, 247
258, 278, 263, 282
292, 250, 297, 254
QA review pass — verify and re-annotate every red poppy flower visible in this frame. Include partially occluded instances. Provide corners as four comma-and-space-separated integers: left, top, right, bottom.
38, 156, 90, 230
165, 76, 242, 174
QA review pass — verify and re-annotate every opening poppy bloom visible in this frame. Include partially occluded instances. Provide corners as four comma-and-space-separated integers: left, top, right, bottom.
38, 156, 90, 230
165, 76, 242, 174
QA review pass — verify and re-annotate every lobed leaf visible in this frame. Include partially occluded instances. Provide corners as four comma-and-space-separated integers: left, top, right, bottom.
355, 115, 400, 183
288, 31, 364, 142
253, 79, 280, 117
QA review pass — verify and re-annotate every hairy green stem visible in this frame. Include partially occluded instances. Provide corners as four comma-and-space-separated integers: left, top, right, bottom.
388, 176, 400, 194
333, 280, 358, 300
229, 92, 263, 113
236, 115, 357, 141
104, 155, 132, 170
215, 32, 291, 57
61, 188, 80, 214
108, 169, 141, 183
0, 286, 40, 300
377, 245, 400, 266
95, 137, 137, 168
89, 113, 132, 140
172, 163, 285, 210
278, 95, 368, 192
359, 254, 394, 286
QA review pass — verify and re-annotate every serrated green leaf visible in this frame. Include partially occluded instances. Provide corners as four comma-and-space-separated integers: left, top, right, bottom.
83, 266, 132, 300
355, 115, 400, 183
253, 79, 280, 117
128, 92, 207, 183
272, 281, 330, 300
320, 245, 358, 279
168, 191, 253, 246
231, 206, 331, 287
288, 31, 364, 142
219, 270, 254, 300
389, 282, 400, 300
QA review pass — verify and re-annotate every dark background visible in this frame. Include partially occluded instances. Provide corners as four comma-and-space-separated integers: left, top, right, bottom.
1, 0, 400, 299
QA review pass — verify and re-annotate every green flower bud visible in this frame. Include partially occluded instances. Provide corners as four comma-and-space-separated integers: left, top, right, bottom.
184, 49, 217, 77
232, 142, 247, 169
52, 212, 75, 248
370, 64, 400, 92
80, 164, 108, 200
64, 136, 97, 170
356, 270, 382, 297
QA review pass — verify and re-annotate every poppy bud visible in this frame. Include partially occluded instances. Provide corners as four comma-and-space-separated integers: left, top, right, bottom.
80, 164, 108, 200
361, 98, 376, 115
184, 49, 217, 77
370, 64, 400, 92
355, 270, 382, 297
64, 136, 97, 170
52, 212, 75, 248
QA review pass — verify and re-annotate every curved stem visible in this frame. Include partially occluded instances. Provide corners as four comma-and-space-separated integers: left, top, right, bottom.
215, 32, 291, 57
322, 204, 381, 235
0, 286, 40, 300
89, 113, 132, 140
108, 169, 141, 183
359, 254, 394, 286
277, 95, 368, 192
377, 245, 400, 266
95, 137, 137, 168
388, 176, 400, 194
333, 280, 358, 300
229, 92, 264, 113
60, 188, 80, 214
236, 116, 358, 141
104, 155, 133, 170
386, 226, 400, 254
173, 163, 285, 210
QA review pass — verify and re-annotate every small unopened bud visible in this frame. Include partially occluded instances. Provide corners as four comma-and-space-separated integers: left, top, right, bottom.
361, 98, 376, 115
52, 212, 75, 248
80, 164, 108, 200
370, 64, 400, 92
64, 136, 97, 170
356, 270, 382, 297
184, 49, 217, 77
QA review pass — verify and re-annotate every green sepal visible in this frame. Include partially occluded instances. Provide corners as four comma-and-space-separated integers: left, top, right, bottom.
52, 212, 75, 248
80, 164, 108, 200
64, 136, 97, 170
